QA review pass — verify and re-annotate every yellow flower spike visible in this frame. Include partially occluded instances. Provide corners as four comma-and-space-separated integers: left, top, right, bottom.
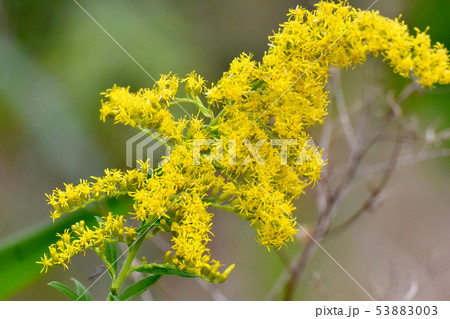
41, 1, 450, 288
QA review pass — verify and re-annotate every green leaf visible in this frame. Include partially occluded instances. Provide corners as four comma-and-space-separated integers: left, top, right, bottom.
71, 278, 93, 301
118, 275, 161, 301
94, 215, 104, 226
48, 281, 79, 301
133, 263, 198, 278
0, 209, 101, 300
104, 242, 118, 273
106, 196, 134, 215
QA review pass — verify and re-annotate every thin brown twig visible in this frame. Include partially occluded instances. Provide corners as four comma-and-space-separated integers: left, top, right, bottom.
325, 135, 403, 238
331, 70, 358, 151
281, 82, 418, 301
358, 148, 450, 177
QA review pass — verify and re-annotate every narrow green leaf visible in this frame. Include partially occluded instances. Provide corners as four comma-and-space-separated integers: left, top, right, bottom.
133, 263, 198, 278
71, 278, 93, 301
48, 281, 78, 301
94, 216, 104, 226
0, 209, 100, 300
104, 242, 118, 273
118, 275, 161, 301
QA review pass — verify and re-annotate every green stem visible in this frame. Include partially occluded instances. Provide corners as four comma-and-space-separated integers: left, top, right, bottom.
170, 97, 213, 118
95, 248, 116, 282
171, 97, 197, 105
109, 229, 149, 299
209, 108, 225, 127
208, 202, 239, 213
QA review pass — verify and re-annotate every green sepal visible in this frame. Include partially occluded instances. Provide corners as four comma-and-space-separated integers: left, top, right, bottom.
118, 275, 161, 301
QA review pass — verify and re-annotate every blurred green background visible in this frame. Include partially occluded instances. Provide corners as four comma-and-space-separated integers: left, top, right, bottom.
0, 0, 449, 300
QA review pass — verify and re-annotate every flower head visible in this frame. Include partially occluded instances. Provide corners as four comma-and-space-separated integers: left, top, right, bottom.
40, 1, 449, 282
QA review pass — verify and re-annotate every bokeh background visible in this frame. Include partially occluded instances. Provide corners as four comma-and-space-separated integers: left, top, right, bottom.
0, 0, 449, 300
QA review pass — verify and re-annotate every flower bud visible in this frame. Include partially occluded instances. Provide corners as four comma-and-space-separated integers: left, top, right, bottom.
208, 262, 221, 280
216, 264, 235, 283
125, 227, 137, 242
164, 251, 172, 264
201, 255, 210, 263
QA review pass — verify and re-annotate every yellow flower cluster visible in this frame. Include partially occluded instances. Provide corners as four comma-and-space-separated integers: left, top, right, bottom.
40, 1, 450, 282
100, 74, 187, 141
37, 214, 136, 273
168, 194, 213, 272
45, 165, 148, 221
234, 184, 297, 249
183, 71, 205, 96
